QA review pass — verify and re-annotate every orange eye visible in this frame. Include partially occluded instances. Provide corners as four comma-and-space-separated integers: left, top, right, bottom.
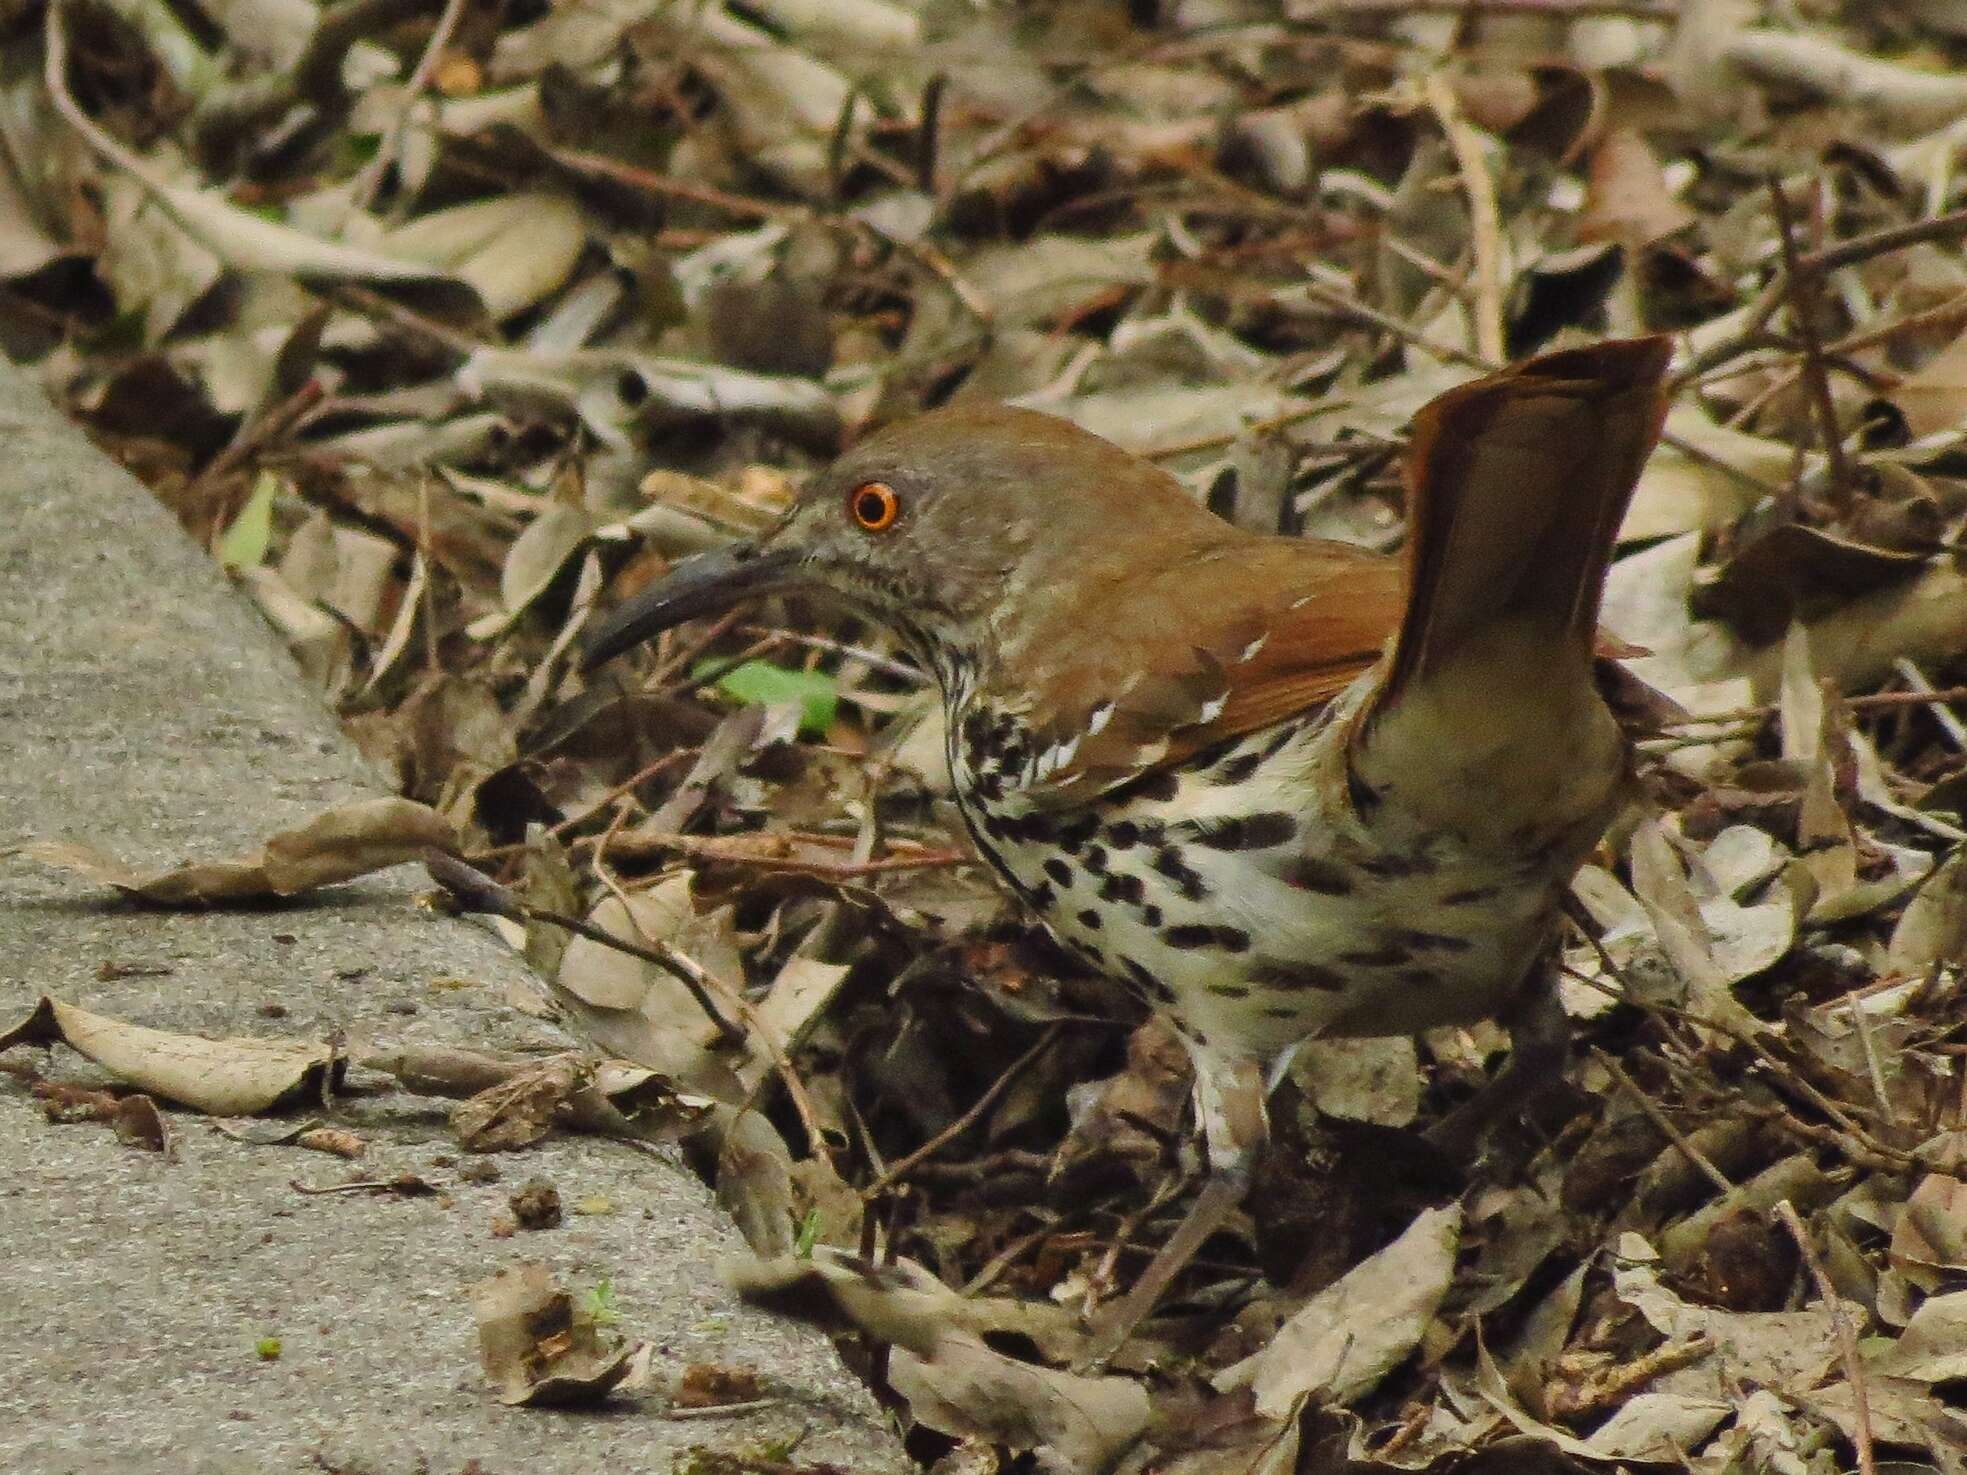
848, 481, 900, 531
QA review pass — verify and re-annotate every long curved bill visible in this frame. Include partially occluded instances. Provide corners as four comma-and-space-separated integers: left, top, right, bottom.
581, 541, 801, 671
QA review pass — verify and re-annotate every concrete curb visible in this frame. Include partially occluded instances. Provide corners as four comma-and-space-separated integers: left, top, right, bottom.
0, 358, 904, 1474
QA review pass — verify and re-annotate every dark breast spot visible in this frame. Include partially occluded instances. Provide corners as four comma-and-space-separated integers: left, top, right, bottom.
1097, 873, 1145, 906
1286, 856, 1355, 895
1076, 908, 1103, 931
1358, 851, 1436, 879
1387, 927, 1473, 954
1151, 846, 1209, 901
1206, 983, 1250, 999
1056, 814, 1099, 853
1212, 751, 1262, 786
1440, 885, 1500, 906
1105, 820, 1142, 849
1252, 959, 1348, 992
1186, 812, 1297, 851
1128, 770, 1180, 804
1082, 845, 1109, 875
1346, 767, 1381, 816
1043, 857, 1072, 887
1163, 923, 1252, 952
1141, 904, 1164, 927
1259, 724, 1299, 761
1123, 959, 1175, 1004
1338, 943, 1411, 968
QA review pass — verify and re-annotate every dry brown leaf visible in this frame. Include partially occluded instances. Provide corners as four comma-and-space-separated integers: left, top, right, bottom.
1579, 128, 1695, 248
1218, 1204, 1460, 1413
470, 1261, 651, 1407
4, 797, 456, 904
0, 996, 332, 1115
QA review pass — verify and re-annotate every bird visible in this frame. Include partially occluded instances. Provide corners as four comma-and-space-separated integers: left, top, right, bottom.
582, 336, 1673, 1358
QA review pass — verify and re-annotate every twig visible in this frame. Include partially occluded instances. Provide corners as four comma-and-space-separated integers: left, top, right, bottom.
1424, 73, 1505, 365
1894, 660, 1967, 751
861, 1025, 1063, 1199
1592, 1048, 1734, 1196
347, 0, 470, 211
588, 856, 837, 1172
605, 830, 969, 878
549, 149, 795, 221
1315, 0, 1677, 14
464, 750, 699, 863
1662, 685, 1967, 727
1545, 1334, 1717, 1419
423, 851, 747, 1047
1774, 1200, 1877, 1475
736, 624, 926, 683
1799, 202, 1967, 278
1768, 178, 1852, 510
188, 377, 328, 500
1673, 205, 1967, 400
1297, 276, 1780, 500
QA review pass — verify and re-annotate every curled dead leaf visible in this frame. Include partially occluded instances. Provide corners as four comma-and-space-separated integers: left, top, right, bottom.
5, 797, 457, 905
0, 996, 333, 1115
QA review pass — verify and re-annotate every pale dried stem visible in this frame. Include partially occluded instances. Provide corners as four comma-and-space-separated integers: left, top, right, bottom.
347, 0, 470, 212
1768, 179, 1853, 509
861, 1024, 1063, 1199
589, 855, 839, 1173
1592, 1047, 1734, 1196
1425, 72, 1505, 365
1774, 1200, 1877, 1475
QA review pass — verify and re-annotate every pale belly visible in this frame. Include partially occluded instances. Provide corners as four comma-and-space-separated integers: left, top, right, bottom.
954, 708, 1617, 1065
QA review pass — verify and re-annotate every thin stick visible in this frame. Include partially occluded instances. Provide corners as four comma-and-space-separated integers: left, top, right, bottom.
423, 851, 748, 1048
347, 0, 469, 211
614, 833, 968, 878
1592, 1048, 1735, 1196
462, 750, 698, 864
1425, 72, 1506, 364
1799, 202, 1967, 278
1774, 1200, 1877, 1475
1662, 684, 1967, 727
587, 855, 838, 1172
861, 1026, 1063, 1199
1768, 178, 1853, 509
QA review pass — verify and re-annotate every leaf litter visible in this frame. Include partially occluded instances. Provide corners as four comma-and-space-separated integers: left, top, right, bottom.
11, 0, 1967, 1469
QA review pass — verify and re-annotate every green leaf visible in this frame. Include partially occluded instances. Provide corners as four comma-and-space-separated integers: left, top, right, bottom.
217, 471, 279, 570
697, 659, 837, 738
794, 1208, 821, 1258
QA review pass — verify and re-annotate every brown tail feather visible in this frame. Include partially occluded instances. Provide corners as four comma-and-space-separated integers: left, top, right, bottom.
1378, 337, 1672, 710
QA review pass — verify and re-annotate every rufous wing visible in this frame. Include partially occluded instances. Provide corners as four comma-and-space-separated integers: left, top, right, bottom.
997, 537, 1405, 806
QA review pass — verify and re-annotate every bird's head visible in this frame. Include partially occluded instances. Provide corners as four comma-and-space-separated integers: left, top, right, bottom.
581, 404, 1203, 676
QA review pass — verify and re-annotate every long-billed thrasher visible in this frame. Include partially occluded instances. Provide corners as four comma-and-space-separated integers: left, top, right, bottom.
583, 336, 1673, 1356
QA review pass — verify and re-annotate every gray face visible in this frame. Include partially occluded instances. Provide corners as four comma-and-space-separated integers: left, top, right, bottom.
759, 417, 1048, 634
580, 402, 1139, 678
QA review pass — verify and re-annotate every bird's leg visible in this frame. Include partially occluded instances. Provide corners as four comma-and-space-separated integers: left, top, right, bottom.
1423, 967, 1568, 1158
1080, 1051, 1267, 1367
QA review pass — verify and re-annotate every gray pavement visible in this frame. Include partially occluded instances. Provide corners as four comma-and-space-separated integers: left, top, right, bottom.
0, 358, 905, 1474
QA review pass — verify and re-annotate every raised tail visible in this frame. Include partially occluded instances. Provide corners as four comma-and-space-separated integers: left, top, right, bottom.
1379, 336, 1671, 709
1353, 338, 1671, 834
